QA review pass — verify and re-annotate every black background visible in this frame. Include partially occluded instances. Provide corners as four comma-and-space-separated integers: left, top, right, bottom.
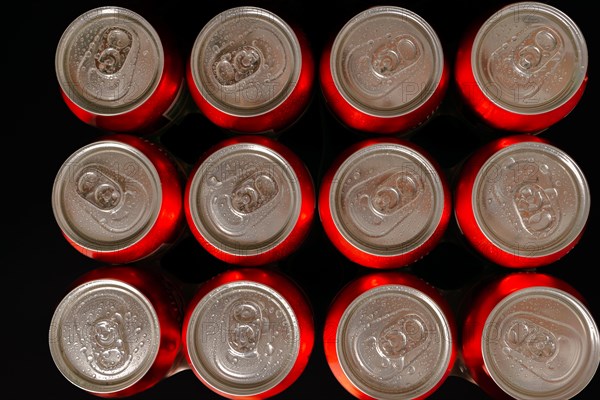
8, 0, 597, 399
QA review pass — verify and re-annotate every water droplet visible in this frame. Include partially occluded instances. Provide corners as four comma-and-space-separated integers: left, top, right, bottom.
267, 343, 275, 355
407, 366, 416, 375
503, 346, 511, 355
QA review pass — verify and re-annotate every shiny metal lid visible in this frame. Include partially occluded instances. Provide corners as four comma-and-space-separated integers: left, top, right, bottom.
482, 287, 599, 399
472, 2, 587, 114
56, 6, 164, 115
330, 6, 444, 117
190, 7, 302, 116
336, 284, 453, 399
186, 281, 300, 396
473, 141, 589, 258
52, 140, 162, 253
49, 279, 160, 394
188, 143, 301, 257
330, 143, 445, 257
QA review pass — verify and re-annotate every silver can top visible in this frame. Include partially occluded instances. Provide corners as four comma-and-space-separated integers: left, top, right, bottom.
52, 140, 162, 253
482, 287, 599, 399
49, 279, 160, 394
472, 2, 587, 114
473, 141, 589, 259
190, 7, 302, 116
56, 6, 164, 115
330, 6, 444, 117
336, 284, 453, 399
329, 143, 445, 257
186, 280, 300, 396
188, 143, 301, 257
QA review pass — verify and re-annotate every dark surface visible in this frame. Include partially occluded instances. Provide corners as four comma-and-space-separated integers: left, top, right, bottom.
7, 0, 597, 398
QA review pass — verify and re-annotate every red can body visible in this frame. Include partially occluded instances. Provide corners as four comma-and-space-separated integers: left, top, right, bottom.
49, 265, 184, 398
454, 2, 588, 133
461, 272, 598, 399
454, 135, 589, 268
319, 138, 451, 269
184, 136, 315, 266
56, 7, 184, 134
187, 7, 314, 134
182, 268, 314, 399
52, 134, 185, 264
323, 272, 457, 399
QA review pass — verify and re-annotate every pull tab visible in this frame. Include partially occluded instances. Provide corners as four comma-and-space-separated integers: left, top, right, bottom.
348, 34, 423, 99
215, 45, 263, 86
77, 26, 139, 101
488, 26, 564, 101
228, 301, 263, 356
345, 168, 424, 238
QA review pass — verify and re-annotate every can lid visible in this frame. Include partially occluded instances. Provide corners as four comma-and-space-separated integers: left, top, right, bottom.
188, 143, 301, 257
482, 287, 599, 399
52, 140, 162, 253
473, 141, 589, 259
472, 2, 587, 114
56, 6, 164, 115
330, 143, 445, 257
190, 7, 302, 117
49, 279, 160, 394
336, 284, 453, 398
330, 6, 444, 117
186, 280, 300, 396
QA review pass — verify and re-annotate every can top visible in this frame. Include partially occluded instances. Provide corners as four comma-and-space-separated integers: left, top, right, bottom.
482, 286, 599, 399
473, 141, 589, 259
330, 6, 444, 117
190, 7, 302, 116
472, 2, 587, 114
52, 140, 162, 253
329, 143, 445, 257
336, 284, 453, 398
56, 6, 164, 115
188, 142, 301, 257
49, 279, 160, 394
186, 280, 300, 396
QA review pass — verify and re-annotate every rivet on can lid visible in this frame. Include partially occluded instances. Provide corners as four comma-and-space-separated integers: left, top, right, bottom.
473, 141, 589, 259
330, 6, 444, 117
187, 143, 301, 257
49, 279, 160, 394
482, 287, 600, 399
336, 285, 453, 399
186, 281, 300, 396
52, 140, 162, 253
190, 7, 302, 116
472, 2, 588, 114
330, 143, 445, 257
56, 6, 164, 115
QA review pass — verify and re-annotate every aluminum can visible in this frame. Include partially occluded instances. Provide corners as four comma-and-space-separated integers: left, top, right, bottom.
320, 6, 448, 135
48, 265, 184, 397
184, 136, 315, 266
323, 272, 456, 399
187, 6, 314, 134
182, 268, 314, 399
55, 6, 186, 133
454, 134, 589, 268
52, 134, 185, 264
319, 138, 451, 268
461, 272, 599, 399
454, 2, 588, 133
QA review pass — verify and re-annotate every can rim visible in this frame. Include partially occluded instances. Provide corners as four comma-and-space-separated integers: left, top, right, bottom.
471, 1, 588, 115
335, 284, 453, 398
329, 143, 445, 257
472, 141, 590, 259
481, 286, 600, 399
190, 6, 302, 117
55, 6, 165, 116
48, 279, 160, 394
52, 140, 163, 253
185, 280, 300, 396
330, 6, 444, 118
